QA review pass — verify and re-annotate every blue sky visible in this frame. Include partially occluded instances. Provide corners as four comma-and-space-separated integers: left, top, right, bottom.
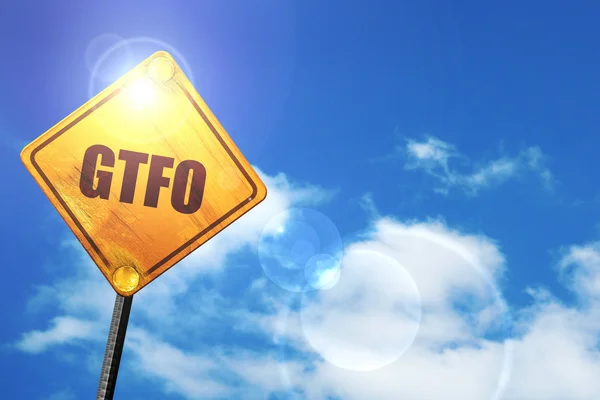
2, 1, 600, 399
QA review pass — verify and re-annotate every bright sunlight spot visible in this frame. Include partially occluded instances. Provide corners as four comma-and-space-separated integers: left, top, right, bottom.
125, 77, 156, 110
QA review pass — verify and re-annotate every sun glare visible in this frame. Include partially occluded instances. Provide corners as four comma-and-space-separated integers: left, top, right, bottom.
125, 77, 156, 109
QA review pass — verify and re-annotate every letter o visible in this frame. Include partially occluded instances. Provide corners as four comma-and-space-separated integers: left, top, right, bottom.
171, 160, 206, 214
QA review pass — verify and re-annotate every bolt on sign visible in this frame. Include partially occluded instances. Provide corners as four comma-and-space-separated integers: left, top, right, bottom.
21, 51, 267, 296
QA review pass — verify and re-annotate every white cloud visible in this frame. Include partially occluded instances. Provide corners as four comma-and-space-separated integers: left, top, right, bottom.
253, 218, 513, 399
401, 136, 554, 195
126, 329, 231, 399
245, 218, 600, 400
503, 290, 600, 399
14, 169, 333, 396
298, 248, 422, 371
16, 316, 100, 354
406, 136, 457, 168
558, 241, 600, 300
14, 170, 600, 399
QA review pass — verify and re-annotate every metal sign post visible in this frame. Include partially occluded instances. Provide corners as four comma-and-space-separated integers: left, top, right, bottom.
96, 294, 133, 400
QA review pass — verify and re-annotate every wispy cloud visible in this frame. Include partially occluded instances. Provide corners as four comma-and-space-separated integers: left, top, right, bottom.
357, 192, 380, 220
0, 128, 28, 153
127, 329, 232, 399
387, 135, 555, 195
46, 388, 77, 400
16, 316, 100, 354
558, 242, 600, 301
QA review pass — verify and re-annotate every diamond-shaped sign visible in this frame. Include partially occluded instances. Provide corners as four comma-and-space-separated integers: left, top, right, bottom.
21, 51, 267, 296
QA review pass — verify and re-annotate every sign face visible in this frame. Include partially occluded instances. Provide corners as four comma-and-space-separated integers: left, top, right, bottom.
21, 51, 267, 296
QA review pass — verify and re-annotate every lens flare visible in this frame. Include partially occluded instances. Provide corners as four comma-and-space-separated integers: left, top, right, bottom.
304, 254, 341, 290
274, 228, 514, 400
300, 248, 422, 371
86, 37, 196, 145
124, 77, 157, 110
258, 208, 343, 293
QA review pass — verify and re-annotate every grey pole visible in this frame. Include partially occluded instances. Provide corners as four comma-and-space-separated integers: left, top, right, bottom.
96, 294, 133, 400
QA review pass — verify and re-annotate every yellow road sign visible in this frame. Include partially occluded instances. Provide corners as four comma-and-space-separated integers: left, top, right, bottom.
21, 51, 267, 296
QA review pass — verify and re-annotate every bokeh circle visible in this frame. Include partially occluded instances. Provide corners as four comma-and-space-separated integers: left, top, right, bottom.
274, 226, 514, 400
258, 208, 344, 293
300, 248, 422, 371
